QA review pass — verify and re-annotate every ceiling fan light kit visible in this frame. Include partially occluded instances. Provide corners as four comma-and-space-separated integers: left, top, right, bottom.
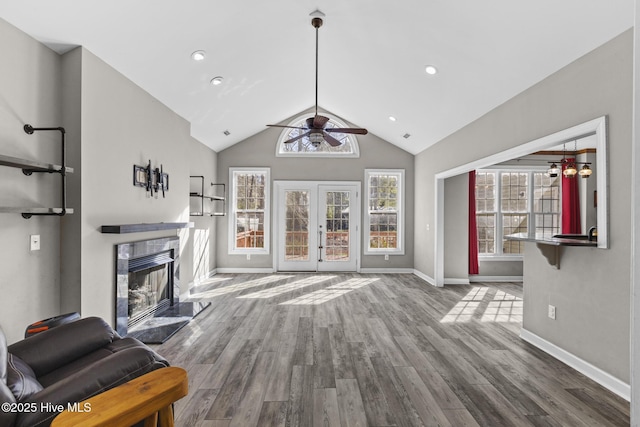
266, 13, 368, 148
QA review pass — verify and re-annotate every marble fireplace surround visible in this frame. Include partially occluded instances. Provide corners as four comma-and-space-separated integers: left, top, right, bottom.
104, 222, 208, 343
115, 236, 181, 337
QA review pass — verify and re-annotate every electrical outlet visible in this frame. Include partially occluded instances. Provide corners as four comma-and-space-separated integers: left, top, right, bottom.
30, 234, 40, 251
384, 254, 389, 261
548, 305, 556, 320
246, 253, 251, 260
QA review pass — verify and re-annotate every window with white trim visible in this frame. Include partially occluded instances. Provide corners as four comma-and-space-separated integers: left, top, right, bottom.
476, 169, 560, 257
229, 168, 270, 254
364, 169, 404, 254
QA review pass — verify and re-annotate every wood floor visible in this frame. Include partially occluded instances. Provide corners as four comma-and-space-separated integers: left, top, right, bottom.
151, 273, 630, 426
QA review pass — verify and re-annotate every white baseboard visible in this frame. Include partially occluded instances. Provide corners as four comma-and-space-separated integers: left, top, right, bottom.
520, 328, 630, 401
444, 278, 470, 285
412, 269, 438, 287
470, 275, 523, 283
359, 268, 414, 274
216, 267, 275, 274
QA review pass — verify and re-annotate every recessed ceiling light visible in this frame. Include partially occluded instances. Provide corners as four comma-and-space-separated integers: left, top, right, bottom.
425, 65, 438, 75
210, 76, 224, 86
389, 116, 397, 122
191, 50, 206, 61
223, 130, 230, 136
403, 133, 411, 139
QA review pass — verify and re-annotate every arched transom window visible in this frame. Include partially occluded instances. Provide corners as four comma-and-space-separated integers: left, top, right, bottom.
276, 113, 360, 158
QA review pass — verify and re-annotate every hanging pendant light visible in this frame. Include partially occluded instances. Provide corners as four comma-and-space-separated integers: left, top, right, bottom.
547, 139, 591, 178
579, 163, 592, 178
563, 161, 578, 178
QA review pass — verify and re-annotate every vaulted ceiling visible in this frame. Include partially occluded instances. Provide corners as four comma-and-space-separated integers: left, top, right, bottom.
0, 1, 633, 155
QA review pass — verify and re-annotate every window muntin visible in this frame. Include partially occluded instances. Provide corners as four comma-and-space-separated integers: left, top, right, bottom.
229, 168, 270, 254
475, 172, 496, 254
533, 172, 561, 235
500, 172, 528, 254
365, 169, 404, 254
476, 169, 560, 257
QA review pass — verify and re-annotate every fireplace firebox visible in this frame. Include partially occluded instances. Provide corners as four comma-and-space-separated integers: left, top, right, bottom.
127, 251, 174, 329
115, 236, 209, 343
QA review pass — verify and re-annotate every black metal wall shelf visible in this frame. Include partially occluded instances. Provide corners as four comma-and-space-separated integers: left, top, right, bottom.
0, 154, 74, 174
0, 124, 73, 219
0, 207, 74, 215
189, 176, 225, 216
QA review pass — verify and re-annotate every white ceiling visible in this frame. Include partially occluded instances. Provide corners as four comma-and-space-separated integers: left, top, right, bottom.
0, 1, 633, 155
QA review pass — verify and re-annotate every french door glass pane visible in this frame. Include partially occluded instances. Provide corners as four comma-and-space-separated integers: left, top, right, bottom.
285, 191, 309, 261
326, 191, 350, 261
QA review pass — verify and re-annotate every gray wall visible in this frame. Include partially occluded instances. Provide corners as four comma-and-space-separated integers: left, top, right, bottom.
188, 141, 219, 284
415, 29, 632, 382
0, 18, 64, 344
443, 174, 469, 281
63, 47, 218, 322
216, 107, 415, 270
0, 18, 218, 342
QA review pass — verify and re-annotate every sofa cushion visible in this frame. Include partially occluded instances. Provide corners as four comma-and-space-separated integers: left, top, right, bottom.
16, 347, 168, 427
37, 337, 168, 388
8, 317, 117, 377
7, 353, 43, 401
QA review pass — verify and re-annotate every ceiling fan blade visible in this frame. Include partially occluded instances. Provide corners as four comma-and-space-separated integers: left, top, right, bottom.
313, 115, 330, 128
322, 132, 342, 147
283, 130, 312, 144
267, 124, 307, 130
325, 127, 368, 135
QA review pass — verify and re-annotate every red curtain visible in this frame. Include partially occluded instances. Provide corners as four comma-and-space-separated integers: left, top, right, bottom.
561, 158, 581, 234
468, 171, 479, 274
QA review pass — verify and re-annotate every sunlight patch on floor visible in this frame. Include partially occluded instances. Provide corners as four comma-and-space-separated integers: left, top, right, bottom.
481, 290, 523, 323
279, 277, 379, 305
441, 287, 522, 323
190, 275, 293, 298
440, 287, 488, 323
237, 275, 336, 299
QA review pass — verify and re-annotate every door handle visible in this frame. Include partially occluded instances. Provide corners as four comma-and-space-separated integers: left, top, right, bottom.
318, 229, 323, 262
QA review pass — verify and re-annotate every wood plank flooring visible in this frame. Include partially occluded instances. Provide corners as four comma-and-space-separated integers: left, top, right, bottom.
151, 273, 630, 426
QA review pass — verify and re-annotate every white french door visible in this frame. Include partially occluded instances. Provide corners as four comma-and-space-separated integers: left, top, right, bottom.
275, 181, 360, 272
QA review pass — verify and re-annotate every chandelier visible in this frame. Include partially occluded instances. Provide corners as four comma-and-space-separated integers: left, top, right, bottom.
547, 140, 592, 179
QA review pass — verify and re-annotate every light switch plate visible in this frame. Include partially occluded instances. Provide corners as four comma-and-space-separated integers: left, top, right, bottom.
30, 234, 40, 251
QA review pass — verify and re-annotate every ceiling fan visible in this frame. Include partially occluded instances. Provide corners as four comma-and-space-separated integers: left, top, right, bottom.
267, 15, 368, 147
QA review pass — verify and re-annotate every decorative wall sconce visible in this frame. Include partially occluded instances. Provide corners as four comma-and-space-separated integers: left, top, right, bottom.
133, 160, 169, 198
547, 140, 592, 179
